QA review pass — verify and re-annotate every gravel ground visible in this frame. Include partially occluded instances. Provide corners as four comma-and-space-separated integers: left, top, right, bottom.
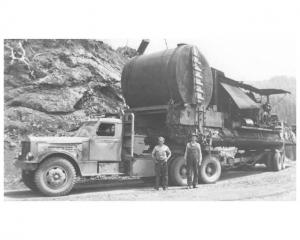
4, 160, 296, 201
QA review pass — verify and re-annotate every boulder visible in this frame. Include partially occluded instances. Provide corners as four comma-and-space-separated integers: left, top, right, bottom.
5, 106, 87, 137
8, 87, 86, 113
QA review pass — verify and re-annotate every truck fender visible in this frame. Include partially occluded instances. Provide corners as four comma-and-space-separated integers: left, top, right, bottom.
38, 151, 82, 177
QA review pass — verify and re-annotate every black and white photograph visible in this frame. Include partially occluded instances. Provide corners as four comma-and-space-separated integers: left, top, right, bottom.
3, 38, 296, 200
0, 0, 299, 240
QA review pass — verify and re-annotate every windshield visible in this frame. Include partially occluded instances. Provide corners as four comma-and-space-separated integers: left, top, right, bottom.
75, 121, 97, 137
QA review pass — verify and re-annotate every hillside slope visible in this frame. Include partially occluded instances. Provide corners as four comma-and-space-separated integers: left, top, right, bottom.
4, 39, 134, 143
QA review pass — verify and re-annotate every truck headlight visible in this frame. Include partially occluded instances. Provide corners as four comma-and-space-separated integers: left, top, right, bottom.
25, 152, 34, 161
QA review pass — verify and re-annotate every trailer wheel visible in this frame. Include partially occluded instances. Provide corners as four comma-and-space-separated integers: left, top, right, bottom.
199, 155, 221, 184
281, 151, 286, 170
169, 156, 188, 186
34, 157, 76, 196
271, 150, 282, 171
265, 152, 273, 171
22, 170, 38, 192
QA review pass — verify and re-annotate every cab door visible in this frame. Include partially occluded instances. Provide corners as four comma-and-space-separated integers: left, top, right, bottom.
89, 121, 122, 161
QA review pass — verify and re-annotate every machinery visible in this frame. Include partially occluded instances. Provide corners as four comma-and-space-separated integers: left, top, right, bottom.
14, 41, 295, 196
121, 42, 295, 185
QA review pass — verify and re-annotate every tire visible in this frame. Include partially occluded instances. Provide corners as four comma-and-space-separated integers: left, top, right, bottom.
34, 157, 76, 196
169, 156, 188, 186
199, 155, 221, 184
22, 170, 38, 192
271, 150, 282, 171
281, 151, 286, 170
265, 151, 273, 171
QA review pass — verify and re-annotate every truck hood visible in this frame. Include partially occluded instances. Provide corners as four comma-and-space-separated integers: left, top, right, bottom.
28, 136, 89, 143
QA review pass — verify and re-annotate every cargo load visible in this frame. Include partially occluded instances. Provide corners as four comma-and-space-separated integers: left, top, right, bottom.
121, 44, 213, 108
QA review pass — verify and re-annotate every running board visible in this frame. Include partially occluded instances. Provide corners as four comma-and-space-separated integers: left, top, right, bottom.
99, 172, 125, 176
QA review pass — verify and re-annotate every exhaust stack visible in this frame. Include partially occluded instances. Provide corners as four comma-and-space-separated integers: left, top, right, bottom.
137, 39, 150, 55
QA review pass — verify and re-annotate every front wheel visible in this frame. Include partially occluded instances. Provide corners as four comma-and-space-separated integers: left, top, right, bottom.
34, 157, 76, 196
199, 155, 221, 184
22, 170, 38, 192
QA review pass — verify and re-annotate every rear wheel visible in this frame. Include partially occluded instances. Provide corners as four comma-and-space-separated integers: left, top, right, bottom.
281, 150, 286, 170
271, 150, 282, 171
34, 157, 76, 196
265, 151, 273, 171
22, 170, 38, 192
169, 156, 188, 186
199, 155, 221, 184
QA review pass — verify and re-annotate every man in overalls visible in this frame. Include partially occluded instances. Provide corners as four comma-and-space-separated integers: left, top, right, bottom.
152, 137, 172, 190
184, 133, 202, 189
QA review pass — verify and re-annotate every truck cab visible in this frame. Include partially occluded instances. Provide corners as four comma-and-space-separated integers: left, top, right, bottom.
14, 114, 140, 196
76, 118, 123, 162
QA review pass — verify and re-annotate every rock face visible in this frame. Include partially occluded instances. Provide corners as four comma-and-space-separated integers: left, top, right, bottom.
4, 39, 131, 141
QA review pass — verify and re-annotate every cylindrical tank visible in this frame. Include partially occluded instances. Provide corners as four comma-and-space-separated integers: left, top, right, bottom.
121, 44, 213, 108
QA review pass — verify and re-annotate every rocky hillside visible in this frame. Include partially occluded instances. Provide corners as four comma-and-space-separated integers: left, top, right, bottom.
4, 40, 296, 144
4, 39, 135, 144
251, 76, 296, 125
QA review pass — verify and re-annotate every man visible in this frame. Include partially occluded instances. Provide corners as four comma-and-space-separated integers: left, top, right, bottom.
152, 137, 171, 190
184, 133, 202, 189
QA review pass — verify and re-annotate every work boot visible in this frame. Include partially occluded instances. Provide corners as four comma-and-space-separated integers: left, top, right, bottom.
154, 187, 159, 191
193, 185, 198, 189
187, 185, 192, 189
163, 187, 168, 191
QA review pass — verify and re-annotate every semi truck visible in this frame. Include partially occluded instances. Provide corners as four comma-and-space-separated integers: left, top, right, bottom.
14, 42, 295, 196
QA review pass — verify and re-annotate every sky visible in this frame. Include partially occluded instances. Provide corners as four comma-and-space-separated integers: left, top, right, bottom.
106, 35, 296, 83
1, 0, 296, 83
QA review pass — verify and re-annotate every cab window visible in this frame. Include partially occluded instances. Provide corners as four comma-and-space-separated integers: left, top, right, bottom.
96, 123, 115, 136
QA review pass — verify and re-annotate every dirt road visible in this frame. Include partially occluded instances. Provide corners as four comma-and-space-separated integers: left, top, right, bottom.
4, 160, 296, 201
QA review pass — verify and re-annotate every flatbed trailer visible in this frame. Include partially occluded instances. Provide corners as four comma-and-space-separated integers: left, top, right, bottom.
121, 43, 295, 186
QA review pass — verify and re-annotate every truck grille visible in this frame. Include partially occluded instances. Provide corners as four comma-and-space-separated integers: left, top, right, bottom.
21, 141, 31, 158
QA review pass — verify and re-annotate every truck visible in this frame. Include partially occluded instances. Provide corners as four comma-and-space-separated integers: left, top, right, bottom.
14, 41, 296, 196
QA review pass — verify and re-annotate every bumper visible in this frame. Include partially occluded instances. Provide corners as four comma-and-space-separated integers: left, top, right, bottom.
14, 160, 38, 171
